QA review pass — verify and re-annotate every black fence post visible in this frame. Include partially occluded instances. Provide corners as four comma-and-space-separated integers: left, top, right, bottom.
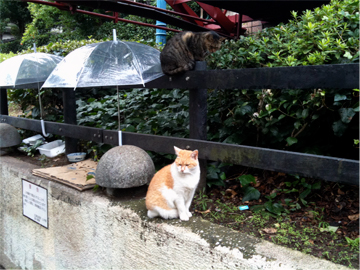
189, 61, 207, 190
62, 88, 78, 154
0, 89, 9, 115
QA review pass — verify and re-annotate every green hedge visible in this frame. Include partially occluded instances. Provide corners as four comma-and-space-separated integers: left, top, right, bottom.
5, 0, 360, 160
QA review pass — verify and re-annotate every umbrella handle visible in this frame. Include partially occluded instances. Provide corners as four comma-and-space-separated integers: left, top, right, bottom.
41, 119, 50, 137
118, 130, 122, 146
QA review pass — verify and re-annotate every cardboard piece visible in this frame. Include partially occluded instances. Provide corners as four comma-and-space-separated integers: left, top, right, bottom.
32, 159, 97, 191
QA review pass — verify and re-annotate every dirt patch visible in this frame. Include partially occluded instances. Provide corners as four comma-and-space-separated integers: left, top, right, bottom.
6, 150, 70, 168
191, 168, 359, 269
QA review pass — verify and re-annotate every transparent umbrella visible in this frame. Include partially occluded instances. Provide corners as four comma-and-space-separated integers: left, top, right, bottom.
0, 53, 63, 89
42, 41, 164, 89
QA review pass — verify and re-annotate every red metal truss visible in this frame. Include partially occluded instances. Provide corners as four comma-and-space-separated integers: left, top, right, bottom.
22, 0, 248, 38
165, 0, 248, 35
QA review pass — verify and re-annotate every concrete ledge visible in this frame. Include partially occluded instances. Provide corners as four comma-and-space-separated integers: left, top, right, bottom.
0, 156, 350, 269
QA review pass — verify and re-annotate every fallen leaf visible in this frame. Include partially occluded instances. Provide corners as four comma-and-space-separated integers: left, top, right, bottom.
308, 240, 314, 245
337, 189, 345, 195
225, 189, 237, 198
348, 213, 359, 221
262, 228, 277, 234
195, 209, 211, 214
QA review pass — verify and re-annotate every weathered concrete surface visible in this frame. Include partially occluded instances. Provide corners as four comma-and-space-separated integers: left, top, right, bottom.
96, 145, 155, 188
0, 156, 350, 270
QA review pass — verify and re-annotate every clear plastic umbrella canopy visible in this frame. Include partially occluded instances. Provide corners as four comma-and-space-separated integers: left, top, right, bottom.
0, 53, 63, 89
42, 41, 164, 89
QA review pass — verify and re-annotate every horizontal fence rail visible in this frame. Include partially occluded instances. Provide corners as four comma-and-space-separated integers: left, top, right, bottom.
1, 115, 358, 186
29, 63, 359, 90
146, 63, 359, 90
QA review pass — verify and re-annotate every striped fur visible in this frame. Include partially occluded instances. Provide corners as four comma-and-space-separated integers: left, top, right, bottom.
160, 31, 224, 75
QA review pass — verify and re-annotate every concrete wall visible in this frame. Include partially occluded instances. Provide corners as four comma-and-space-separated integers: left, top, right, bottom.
0, 156, 349, 270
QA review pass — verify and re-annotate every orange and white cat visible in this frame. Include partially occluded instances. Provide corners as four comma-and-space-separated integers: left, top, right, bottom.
146, 146, 200, 221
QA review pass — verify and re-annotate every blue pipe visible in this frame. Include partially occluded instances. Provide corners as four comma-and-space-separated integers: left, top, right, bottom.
156, 0, 167, 46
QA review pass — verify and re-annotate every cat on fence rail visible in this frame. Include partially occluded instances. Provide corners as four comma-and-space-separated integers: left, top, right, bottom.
145, 146, 200, 221
160, 31, 225, 75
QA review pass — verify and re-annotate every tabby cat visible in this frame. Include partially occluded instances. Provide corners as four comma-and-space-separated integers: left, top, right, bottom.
145, 146, 200, 221
160, 31, 224, 75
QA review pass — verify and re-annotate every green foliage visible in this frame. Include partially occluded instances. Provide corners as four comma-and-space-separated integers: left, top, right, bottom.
21, 3, 157, 49
206, 163, 227, 187
8, 87, 64, 122
251, 175, 322, 217
2, 0, 358, 165
208, 0, 359, 69
0, 51, 16, 62
0, 0, 31, 33
238, 174, 261, 202
0, 0, 31, 53
345, 237, 360, 252
206, 0, 359, 159
94, 17, 156, 42
76, 88, 189, 136
20, 139, 43, 157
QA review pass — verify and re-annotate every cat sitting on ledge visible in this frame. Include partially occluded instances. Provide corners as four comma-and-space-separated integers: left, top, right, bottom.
146, 146, 200, 221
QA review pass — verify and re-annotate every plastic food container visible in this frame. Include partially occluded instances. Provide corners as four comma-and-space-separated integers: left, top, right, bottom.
67, 152, 86, 162
22, 134, 45, 145
37, 140, 65, 158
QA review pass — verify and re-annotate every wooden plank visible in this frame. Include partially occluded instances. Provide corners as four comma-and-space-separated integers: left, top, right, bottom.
189, 61, 208, 189
44, 64, 359, 90
2, 116, 103, 143
102, 130, 359, 186
62, 89, 78, 154
2, 115, 358, 185
0, 89, 8, 115
145, 63, 359, 90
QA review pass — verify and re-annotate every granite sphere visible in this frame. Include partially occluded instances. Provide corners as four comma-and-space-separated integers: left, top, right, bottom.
95, 145, 155, 188
0, 123, 21, 148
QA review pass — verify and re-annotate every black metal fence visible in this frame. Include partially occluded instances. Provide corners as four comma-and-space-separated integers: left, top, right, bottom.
0, 63, 359, 187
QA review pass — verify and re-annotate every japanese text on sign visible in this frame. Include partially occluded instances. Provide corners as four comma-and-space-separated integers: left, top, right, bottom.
22, 179, 48, 228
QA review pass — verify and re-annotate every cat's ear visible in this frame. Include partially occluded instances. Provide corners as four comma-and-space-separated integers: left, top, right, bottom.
174, 146, 181, 155
191, 150, 199, 160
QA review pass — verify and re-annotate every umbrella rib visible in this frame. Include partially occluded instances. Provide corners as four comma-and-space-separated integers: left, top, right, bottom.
74, 47, 97, 90
12, 57, 26, 88
122, 42, 145, 87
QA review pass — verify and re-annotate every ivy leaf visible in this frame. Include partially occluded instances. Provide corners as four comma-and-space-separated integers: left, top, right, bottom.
264, 201, 284, 215
294, 121, 302, 129
286, 137, 298, 146
242, 186, 261, 202
332, 120, 348, 136
238, 174, 256, 187
302, 108, 309, 119
334, 94, 348, 102
339, 108, 355, 123
300, 188, 312, 199
312, 181, 321, 189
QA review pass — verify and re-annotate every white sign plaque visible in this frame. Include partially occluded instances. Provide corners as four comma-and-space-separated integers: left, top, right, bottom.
22, 179, 48, 228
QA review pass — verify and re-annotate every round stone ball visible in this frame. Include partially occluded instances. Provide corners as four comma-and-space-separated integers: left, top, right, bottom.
95, 145, 155, 188
0, 123, 21, 148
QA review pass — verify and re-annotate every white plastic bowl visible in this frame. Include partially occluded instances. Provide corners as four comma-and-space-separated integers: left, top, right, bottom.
37, 140, 65, 158
67, 152, 86, 162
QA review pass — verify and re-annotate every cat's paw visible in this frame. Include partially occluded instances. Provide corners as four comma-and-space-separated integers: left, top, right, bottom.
187, 211, 192, 218
179, 213, 189, 221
